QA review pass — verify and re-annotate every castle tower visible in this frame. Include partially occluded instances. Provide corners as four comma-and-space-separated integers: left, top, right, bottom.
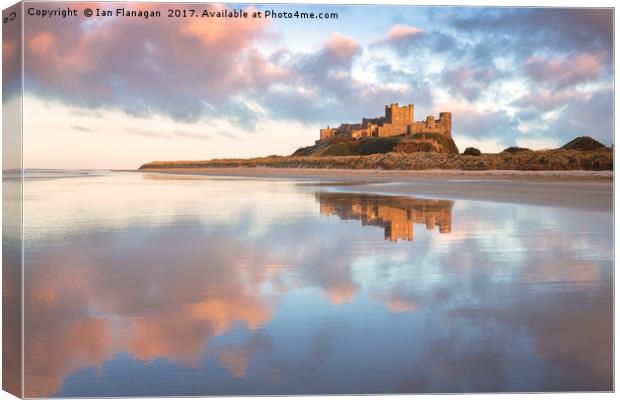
426, 115, 436, 129
385, 103, 397, 123
385, 103, 414, 125
439, 112, 452, 138
407, 104, 414, 124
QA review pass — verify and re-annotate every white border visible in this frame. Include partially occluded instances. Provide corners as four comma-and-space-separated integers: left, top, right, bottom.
0, 1, 616, 400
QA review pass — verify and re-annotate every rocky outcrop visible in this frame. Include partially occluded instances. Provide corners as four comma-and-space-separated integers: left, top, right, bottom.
293, 133, 459, 157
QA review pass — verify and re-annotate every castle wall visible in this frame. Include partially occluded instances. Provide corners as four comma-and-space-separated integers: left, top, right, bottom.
376, 124, 408, 137
412, 112, 452, 138
320, 128, 335, 140
412, 123, 443, 135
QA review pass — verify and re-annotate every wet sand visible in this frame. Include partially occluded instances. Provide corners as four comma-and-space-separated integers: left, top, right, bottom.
138, 167, 613, 212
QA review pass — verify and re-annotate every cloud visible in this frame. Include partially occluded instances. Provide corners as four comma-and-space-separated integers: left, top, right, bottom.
430, 98, 519, 146
440, 66, 502, 101
524, 52, 606, 88
371, 24, 458, 57
20, 5, 614, 158
3, 2, 22, 100
451, 8, 613, 55
510, 85, 613, 146
322, 33, 361, 65
22, 95, 318, 169
375, 8, 614, 150
513, 88, 580, 112
24, 3, 276, 121
373, 63, 434, 108
545, 88, 613, 145
371, 24, 424, 46
253, 33, 413, 124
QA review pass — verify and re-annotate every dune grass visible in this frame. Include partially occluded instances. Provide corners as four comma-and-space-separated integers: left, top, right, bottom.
140, 148, 613, 171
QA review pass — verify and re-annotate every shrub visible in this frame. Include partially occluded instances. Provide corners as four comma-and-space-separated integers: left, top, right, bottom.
463, 147, 481, 156
322, 143, 352, 157
394, 141, 437, 153
410, 132, 459, 154
354, 137, 399, 155
502, 146, 532, 153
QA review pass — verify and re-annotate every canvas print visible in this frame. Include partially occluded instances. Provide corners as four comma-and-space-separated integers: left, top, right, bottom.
2, 2, 614, 398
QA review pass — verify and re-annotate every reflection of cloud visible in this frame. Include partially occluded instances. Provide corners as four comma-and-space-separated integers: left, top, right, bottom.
22, 175, 613, 395
448, 284, 612, 391
217, 333, 272, 378
219, 349, 250, 378
523, 260, 601, 285
324, 283, 357, 305
26, 318, 113, 397
24, 225, 280, 397
2, 246, 22, 396
385, 299, 418, 313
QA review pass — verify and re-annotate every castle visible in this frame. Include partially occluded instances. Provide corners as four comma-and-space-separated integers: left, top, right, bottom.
319, 103, 452, 142
317, 192, 453, 243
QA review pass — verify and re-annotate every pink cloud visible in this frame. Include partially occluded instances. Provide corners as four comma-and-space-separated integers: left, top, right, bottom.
513, 88, 580, 111
23, 3, 278, 119
28, 31, 55, 55
372, 24, 424, 46
3, 2, 22, 96
524, 52, 605, 88
323, 33, 360, 63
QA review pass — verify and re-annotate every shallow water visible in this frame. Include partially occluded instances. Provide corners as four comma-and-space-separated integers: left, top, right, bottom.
8, 172, 613, 396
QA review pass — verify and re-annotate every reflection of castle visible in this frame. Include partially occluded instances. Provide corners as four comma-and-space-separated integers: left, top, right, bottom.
319, 102, 452, 142
317, 192, 453, 242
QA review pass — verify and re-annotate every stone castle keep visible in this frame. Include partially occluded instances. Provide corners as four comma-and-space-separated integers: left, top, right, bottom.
319, 103, 452, 142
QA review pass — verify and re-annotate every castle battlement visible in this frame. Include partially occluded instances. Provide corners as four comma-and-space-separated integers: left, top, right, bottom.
319, 102, 452, 142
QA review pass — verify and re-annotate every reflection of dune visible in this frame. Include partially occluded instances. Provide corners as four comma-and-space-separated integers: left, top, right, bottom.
141, 173, 213, 181
317, 192, 453, 242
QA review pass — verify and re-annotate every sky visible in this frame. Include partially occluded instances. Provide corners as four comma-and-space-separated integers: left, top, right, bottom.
5, 3, 614, 169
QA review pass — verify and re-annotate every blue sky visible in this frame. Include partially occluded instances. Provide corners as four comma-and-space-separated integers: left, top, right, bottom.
12, 3, 613, 168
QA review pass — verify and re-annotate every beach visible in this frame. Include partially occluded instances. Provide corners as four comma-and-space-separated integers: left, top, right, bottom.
13, 170, 612, 395
138, 167, 613, 212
